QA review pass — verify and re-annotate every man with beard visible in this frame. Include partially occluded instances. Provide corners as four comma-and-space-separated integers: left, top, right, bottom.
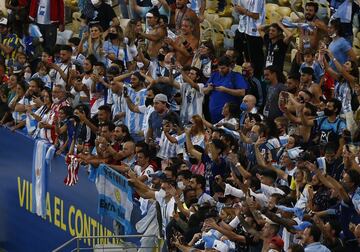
49, 45, 73, 89
300, 2, 327, 49
175, 0, 200, 39
263, 65, 286, 121
300, 99, 345, 148
204, 56, 247, 123
136, 7, 167, 60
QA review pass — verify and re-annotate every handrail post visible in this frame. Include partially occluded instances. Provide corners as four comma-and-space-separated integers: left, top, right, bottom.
76, 237, 80, 252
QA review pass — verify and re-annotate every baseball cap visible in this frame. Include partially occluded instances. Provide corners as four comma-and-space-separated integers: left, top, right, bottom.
149, 171, 166, 180
292, 221, 312, 231
270, 236, 284, 249
0, 17, 8, 26
153, 93, 169, 104
12, 63, 23, 74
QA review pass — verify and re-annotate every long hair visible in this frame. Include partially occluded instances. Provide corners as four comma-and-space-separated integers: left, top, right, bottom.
190, 115, 206, 136
125, 19, 141, 45
88, 24, 104, 56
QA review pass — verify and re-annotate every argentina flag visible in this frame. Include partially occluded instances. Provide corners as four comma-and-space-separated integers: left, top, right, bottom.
95, 164, 135, 234
31, 139, 55, 217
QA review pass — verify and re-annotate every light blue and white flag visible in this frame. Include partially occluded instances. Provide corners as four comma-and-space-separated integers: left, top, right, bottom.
95, 164, 134, 234
281, 19, 313, 32
31, 139, 55, 217
332, 0, 352, 23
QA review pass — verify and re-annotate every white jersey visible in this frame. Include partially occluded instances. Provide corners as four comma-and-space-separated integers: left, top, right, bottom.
179, 82, 204, 125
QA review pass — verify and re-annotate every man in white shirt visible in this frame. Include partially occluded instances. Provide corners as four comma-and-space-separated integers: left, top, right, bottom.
234, 0, 265, 78
49, 45, 73, 89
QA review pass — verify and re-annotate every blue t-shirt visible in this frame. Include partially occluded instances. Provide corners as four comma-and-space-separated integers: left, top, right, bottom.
207, 71, 248, 123
300, 62, 324, 84
328, 37, 352, 70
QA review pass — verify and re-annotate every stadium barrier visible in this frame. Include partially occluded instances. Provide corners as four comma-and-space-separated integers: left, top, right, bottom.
0, 127, 144, 251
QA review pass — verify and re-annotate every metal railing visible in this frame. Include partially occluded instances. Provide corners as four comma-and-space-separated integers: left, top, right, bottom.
52, 235, 162, 252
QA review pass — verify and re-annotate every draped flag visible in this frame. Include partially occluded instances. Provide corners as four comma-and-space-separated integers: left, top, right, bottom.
31, 139, 55, 217
64, 154, 80, 186
95, 164, 134, 234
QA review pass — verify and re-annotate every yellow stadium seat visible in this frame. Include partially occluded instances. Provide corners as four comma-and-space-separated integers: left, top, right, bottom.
277, 7, 291, 18
200, 19, 213, 41
266, 3, 279, 25
72, 12, 81, 33
290, 11, 304, 22
206, 0, 218, 14
214, 17, 233, 30
211, 22, 226, 48
278, 0, 289, 6
269, 11, 282, 24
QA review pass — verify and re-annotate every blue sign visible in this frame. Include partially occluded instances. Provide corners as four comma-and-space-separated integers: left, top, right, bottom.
0, 128, 120, 251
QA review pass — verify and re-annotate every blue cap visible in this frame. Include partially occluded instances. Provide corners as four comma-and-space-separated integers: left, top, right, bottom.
292, 221, 312, 231
149, 171, 166, 180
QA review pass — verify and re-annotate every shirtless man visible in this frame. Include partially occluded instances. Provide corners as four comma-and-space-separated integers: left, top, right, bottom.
175, 0, 200, 40
136, 8, 167, 60
164, 18, 199, 66
301, 2, 327, 50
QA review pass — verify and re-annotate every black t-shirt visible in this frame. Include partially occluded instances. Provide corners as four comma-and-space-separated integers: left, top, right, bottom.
93, 3, 117, 31
264, 34, 288, 71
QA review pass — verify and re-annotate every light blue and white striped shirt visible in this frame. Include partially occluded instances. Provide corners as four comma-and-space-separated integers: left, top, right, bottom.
123, 87, 147, 134
179, 82, 204, 125
157, 132, 177, 160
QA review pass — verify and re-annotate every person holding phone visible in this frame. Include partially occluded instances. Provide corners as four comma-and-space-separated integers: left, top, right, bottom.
164, 18, 199, 66
204, 56, 248, 123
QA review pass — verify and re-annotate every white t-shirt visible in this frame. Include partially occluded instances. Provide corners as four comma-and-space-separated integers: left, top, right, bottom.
50, 63, 70, 88
154, 190, 175, 235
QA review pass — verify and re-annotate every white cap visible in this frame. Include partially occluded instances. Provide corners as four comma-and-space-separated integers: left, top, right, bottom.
0, 17, 8, 26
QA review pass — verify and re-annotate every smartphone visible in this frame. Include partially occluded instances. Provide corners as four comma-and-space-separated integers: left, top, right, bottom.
71, 65, 76, 71
93, 68, 98, 75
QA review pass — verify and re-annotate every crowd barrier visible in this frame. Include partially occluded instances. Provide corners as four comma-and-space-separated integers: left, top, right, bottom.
0, 127, 141, 251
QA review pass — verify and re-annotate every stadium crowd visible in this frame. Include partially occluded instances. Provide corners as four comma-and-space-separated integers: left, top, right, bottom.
1, 0, 360, 251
